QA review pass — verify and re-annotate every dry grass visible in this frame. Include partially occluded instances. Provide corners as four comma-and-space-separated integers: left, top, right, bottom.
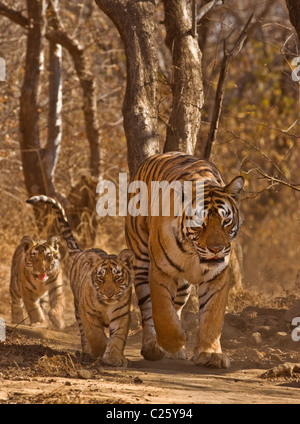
37, 353, 79, 377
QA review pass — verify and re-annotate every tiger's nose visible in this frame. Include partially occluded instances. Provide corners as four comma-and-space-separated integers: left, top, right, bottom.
208, 246, 223, 254
104, 289, 115, 298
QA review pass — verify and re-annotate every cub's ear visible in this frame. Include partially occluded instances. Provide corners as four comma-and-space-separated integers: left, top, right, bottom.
21, 236, 34, 252
118, 249, 135, 269
225, 176, 244, 202
84, 250, 106, 268
48, 236, 60, 252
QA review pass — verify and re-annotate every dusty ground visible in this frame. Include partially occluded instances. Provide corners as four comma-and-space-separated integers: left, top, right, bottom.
0, 283, 300, 405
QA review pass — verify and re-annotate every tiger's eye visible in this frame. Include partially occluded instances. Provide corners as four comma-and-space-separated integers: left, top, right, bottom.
30, 251, 38, 260
98, 268, 105, 277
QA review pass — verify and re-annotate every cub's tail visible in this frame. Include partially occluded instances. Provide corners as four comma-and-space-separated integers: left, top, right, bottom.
26, 195, 81, 257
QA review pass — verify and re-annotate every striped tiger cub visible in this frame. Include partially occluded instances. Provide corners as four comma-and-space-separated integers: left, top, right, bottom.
10, 235, 65, 329
125, 152, 244, 368
26, 196, 135, 367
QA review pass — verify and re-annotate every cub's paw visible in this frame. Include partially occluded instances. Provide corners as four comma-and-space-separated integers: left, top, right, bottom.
192, 351, 230, 369
30, 321, 47, 328
141, 339, 165, 361
102, 352, 128, 368
48, 311, 65, 330
164, 347, 187, 360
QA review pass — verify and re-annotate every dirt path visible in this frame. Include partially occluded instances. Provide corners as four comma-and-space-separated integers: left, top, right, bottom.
0, 318, 299, 404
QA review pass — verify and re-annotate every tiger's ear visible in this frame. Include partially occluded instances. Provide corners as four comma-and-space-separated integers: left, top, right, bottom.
21, 236, 34, 252
225, 176, 244, 202
84, 250, 106, 268
48, 236, 60, 252
118, 249, 135, 269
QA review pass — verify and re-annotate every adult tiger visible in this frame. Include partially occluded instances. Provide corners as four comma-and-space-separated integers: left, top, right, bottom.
10, 235, 64, 329
125, 152, 244, 368
27, 196, 135, 367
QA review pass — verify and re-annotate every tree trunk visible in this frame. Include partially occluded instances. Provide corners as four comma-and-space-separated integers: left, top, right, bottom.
286, 0, 300, 42
0, 0, 99, 244
95, 0, 160, 177
42, 0, 62, 197
19, 0, 46, 197
46, 0, 101, 178
162, 0, 204, 155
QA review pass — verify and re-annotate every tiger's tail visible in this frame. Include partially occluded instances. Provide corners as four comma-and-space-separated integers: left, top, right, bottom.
26, 195, 81, 257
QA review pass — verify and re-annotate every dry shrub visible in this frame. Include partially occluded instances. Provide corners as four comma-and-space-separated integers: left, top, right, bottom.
37, 353, 78, 377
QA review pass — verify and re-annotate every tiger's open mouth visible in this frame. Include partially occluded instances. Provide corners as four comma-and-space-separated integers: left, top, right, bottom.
36, 273, 47, 281
199, 256, 225, 264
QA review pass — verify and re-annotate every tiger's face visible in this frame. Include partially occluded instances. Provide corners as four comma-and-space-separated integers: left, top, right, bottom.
184, 176, 244, 265
22, 236, 60, 281
91, 249, 135, 304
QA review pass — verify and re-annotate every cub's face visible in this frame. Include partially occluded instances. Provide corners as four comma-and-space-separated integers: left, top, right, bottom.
92, 249, 135, 304
185, 176, 244, 265
22, 236, 60, 281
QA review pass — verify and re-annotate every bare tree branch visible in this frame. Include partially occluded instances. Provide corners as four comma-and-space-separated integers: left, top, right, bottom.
256, 168, 300, 193
224, 126, 291, 183
204, 13, 253, 159
196, 0, 222, 23
0, 1, 29, 28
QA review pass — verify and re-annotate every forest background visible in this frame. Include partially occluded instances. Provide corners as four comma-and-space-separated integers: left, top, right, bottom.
0, 0, 300, 314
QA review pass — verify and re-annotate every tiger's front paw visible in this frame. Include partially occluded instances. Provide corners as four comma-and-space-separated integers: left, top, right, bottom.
141, 339, 165, 361
192, 351, 230, 369
102, 351, 128, 368
164, 347, 187, 360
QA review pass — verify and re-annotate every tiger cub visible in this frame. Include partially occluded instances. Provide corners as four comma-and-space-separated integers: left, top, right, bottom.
26, 195, 135, 367
10, 235, 65, 329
